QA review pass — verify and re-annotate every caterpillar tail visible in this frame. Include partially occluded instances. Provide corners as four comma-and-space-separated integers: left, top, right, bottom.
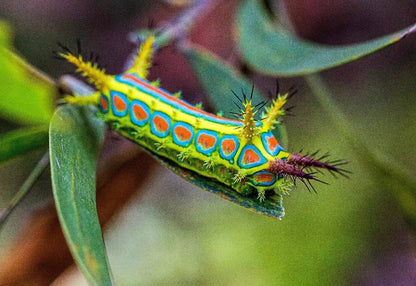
267, 152, 349, 193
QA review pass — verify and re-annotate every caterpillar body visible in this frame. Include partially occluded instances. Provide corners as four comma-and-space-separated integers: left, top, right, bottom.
60, 36, 347, 201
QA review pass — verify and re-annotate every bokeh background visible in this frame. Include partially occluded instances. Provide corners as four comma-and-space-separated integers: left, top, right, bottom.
0, 0, 416, 285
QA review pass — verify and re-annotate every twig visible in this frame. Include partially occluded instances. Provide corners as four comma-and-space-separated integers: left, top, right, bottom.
0, 151, 50, 229
129, 0, 222, 48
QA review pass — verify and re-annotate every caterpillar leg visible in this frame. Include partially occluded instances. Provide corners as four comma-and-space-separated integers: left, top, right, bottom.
126, 35, 156, 79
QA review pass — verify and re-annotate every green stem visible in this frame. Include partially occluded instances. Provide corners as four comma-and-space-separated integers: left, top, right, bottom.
0, 151, 50, 228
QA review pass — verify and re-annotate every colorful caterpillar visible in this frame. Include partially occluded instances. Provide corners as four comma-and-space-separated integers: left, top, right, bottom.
60, 35, 347, 201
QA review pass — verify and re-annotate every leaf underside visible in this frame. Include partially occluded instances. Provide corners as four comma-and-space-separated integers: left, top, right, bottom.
0, 126, 49, 165
237, 0, 416, 76
49, 105, 111, 286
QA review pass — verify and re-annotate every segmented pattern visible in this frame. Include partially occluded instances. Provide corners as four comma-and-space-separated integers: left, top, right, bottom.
59, 36, 347, 201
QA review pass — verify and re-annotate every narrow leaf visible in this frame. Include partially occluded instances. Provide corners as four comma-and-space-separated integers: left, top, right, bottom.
49, 105, 111, 285
0, 152, 49, 228
237, 0, 416, 76
0, 126, 49, 164
147, 150, 285, 219
0, 20, 55, 124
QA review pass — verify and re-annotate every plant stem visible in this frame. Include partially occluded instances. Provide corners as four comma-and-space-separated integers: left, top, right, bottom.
160, 0, 222, 46
129, 0, 222, 48
0, 151, 50, 229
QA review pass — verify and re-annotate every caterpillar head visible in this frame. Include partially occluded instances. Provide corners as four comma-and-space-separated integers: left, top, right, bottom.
232, 84, 348, 200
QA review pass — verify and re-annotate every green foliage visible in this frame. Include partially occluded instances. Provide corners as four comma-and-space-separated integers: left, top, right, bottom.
0, 20, 54, 125
237, 0, 416, 76
0, 1, 416, 284
152, 151, 285, 218
49, 105, 110, 286
0, 126, 49, 164
237, 0, 416, 229
0, 20, 52, 163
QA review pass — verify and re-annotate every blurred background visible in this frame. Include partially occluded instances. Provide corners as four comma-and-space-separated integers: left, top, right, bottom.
0, 0, 416, 285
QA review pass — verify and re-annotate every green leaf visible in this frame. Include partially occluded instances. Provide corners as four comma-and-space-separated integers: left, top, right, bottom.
237, 0, 416, 76
0, 20, 11, 46
150, 150, 285, 219
0, 19, 55, 125
49, 105, 111, 286
182, 44, 288, 147
0, 126, 49, 164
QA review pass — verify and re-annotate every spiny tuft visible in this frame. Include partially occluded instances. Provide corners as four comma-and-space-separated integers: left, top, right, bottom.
262, 93, 288, 131
60, 52, 108, 90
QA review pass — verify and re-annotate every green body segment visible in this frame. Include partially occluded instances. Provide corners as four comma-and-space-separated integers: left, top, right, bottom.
93, 73, 288, 197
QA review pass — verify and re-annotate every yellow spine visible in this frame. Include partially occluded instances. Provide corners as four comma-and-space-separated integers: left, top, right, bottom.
241, 101, 259, 142
261, 94, 287, 132
59, 53, 109, 91
127, 36, 155, 79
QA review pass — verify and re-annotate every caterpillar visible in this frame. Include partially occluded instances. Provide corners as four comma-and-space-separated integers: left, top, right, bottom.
59, 35, 348, 202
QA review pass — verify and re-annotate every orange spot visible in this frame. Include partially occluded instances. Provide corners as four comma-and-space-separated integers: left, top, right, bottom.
133, 104, 148, 120
114, 95, 127, 111
221, 139, 236, 155
243, 149, 260, 164
100, 96, 108, 110
254, 173, 274, 183
267, 136, 278, 151
174, 126, 192, 141
153, 116, 169, 132
198, 134, 216, 149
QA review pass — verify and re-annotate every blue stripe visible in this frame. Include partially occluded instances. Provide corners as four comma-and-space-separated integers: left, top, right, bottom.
116, 74, 246, 127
